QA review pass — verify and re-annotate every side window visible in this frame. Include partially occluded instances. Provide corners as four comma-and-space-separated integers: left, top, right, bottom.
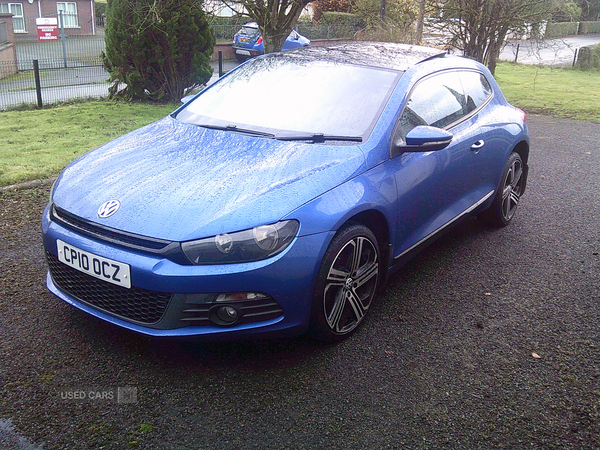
459, 71, 493, 113
394, 71, 467, 143
1, 3, 25, 32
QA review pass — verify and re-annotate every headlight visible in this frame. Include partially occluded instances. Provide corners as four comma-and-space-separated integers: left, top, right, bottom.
181, 220, 299, 265
49, 178, 58, 202
47, 178, 59, 219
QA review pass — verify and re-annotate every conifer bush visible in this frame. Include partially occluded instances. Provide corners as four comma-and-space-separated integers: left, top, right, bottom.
103, 0, 215, 102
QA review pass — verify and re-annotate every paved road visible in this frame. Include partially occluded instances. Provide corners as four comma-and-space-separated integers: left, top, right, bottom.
1, 115, 599, 449
499, 34, 600, 66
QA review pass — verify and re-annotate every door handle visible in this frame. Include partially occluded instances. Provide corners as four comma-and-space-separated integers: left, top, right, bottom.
471, 140, 485, 151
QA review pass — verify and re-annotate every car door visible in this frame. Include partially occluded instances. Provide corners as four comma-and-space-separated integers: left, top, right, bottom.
458, 70, 505, 193
388, 70, 487, 261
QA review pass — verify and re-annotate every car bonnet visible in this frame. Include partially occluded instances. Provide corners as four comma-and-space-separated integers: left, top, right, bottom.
51, 117, 367, 241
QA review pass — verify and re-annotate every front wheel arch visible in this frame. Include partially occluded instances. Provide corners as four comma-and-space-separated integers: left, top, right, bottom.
346, 209, 391, 291
512, 140, 530, 195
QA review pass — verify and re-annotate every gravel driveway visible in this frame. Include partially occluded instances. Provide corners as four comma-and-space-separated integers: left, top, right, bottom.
1, 115, 599, 449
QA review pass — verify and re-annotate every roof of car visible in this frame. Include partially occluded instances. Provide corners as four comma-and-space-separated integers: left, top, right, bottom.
278, 42, 447, 72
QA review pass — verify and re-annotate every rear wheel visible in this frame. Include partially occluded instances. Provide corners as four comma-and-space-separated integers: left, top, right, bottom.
480, 152, 524, 227
309, 224, 380, 342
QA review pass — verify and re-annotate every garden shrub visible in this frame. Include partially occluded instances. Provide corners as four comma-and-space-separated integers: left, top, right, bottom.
576, 44, 600, 71
103, 0, 215, 102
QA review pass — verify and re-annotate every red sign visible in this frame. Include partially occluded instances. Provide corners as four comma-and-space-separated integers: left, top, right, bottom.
36, 18, 59, 41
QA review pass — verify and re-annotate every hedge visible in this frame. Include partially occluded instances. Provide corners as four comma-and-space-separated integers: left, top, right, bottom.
209, 15, 248, 27
545, 21, 579, 38
545, 21, 600, 38
296, 23, 358, 40
579, 21, 600, 34
321, 12, 362, 26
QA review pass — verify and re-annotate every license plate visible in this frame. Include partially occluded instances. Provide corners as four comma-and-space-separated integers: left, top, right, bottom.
57, 239, 131, 289
236, 49, 251, 56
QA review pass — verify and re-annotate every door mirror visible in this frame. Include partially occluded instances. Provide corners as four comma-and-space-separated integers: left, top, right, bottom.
395, 126, 453, 153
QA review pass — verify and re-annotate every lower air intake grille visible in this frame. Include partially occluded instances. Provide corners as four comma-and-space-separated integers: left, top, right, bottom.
46, 251, 171, 325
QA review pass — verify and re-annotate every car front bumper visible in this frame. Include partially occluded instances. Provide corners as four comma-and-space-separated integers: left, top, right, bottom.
42, 205, 331, 340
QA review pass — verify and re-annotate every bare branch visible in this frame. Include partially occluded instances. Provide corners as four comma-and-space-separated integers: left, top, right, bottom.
430, 0, 555, 73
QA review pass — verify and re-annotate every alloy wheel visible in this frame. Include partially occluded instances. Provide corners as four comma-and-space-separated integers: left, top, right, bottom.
501, 156, 523, 221
323, 236, 379, 335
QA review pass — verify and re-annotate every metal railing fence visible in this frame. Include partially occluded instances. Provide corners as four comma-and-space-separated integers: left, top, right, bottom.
15, 35, 106, 71
12, 24, 358, 65
0, 57, 109, 110
2, 23, 358, 110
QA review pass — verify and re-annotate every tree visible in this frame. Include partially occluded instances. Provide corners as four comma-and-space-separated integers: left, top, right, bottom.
551, 0, 582, 22
575, 0, 600, 20
103, 0, 215, 102
222, 0, 312, 53
415, 0, 426, 44
430, 0, 555, 75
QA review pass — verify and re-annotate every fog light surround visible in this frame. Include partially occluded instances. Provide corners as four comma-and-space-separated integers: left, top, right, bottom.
180, 291, 283, 328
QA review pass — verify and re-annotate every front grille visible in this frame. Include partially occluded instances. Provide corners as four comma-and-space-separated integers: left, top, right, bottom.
46, 251, 171, 325
51, 205, 173, 251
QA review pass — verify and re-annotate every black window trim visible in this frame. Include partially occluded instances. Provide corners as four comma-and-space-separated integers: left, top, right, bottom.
389, 68, 494, 158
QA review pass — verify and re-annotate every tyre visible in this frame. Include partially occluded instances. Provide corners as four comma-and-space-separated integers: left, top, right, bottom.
480, 151, 524, 227
309, 223, 380, 342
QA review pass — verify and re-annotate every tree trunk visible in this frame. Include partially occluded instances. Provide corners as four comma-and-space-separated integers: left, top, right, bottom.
415, 0, 426, 44
262, 30, 290, 54
486, 29, 507, 75
255, 0, 305, 54
225, 0, 310, 54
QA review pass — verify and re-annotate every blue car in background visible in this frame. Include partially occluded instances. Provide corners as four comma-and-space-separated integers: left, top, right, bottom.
232, 22, 310, 60
42, 43, 529, 342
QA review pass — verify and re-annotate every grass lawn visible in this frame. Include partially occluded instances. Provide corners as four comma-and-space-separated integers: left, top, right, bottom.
495, 63, 600, 121
0, 101, 177, 186
0, 62, 599, 187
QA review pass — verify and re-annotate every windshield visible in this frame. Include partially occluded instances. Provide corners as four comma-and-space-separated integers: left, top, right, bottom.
176, 55, 401, 139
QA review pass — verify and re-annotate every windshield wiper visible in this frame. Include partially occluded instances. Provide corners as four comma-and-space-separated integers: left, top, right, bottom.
196, 124, 361, 143
275, 133, 363, 143
197, 123, 275, 138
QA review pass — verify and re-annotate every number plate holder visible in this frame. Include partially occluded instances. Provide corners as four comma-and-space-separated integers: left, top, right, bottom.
57, 239, 131, 289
